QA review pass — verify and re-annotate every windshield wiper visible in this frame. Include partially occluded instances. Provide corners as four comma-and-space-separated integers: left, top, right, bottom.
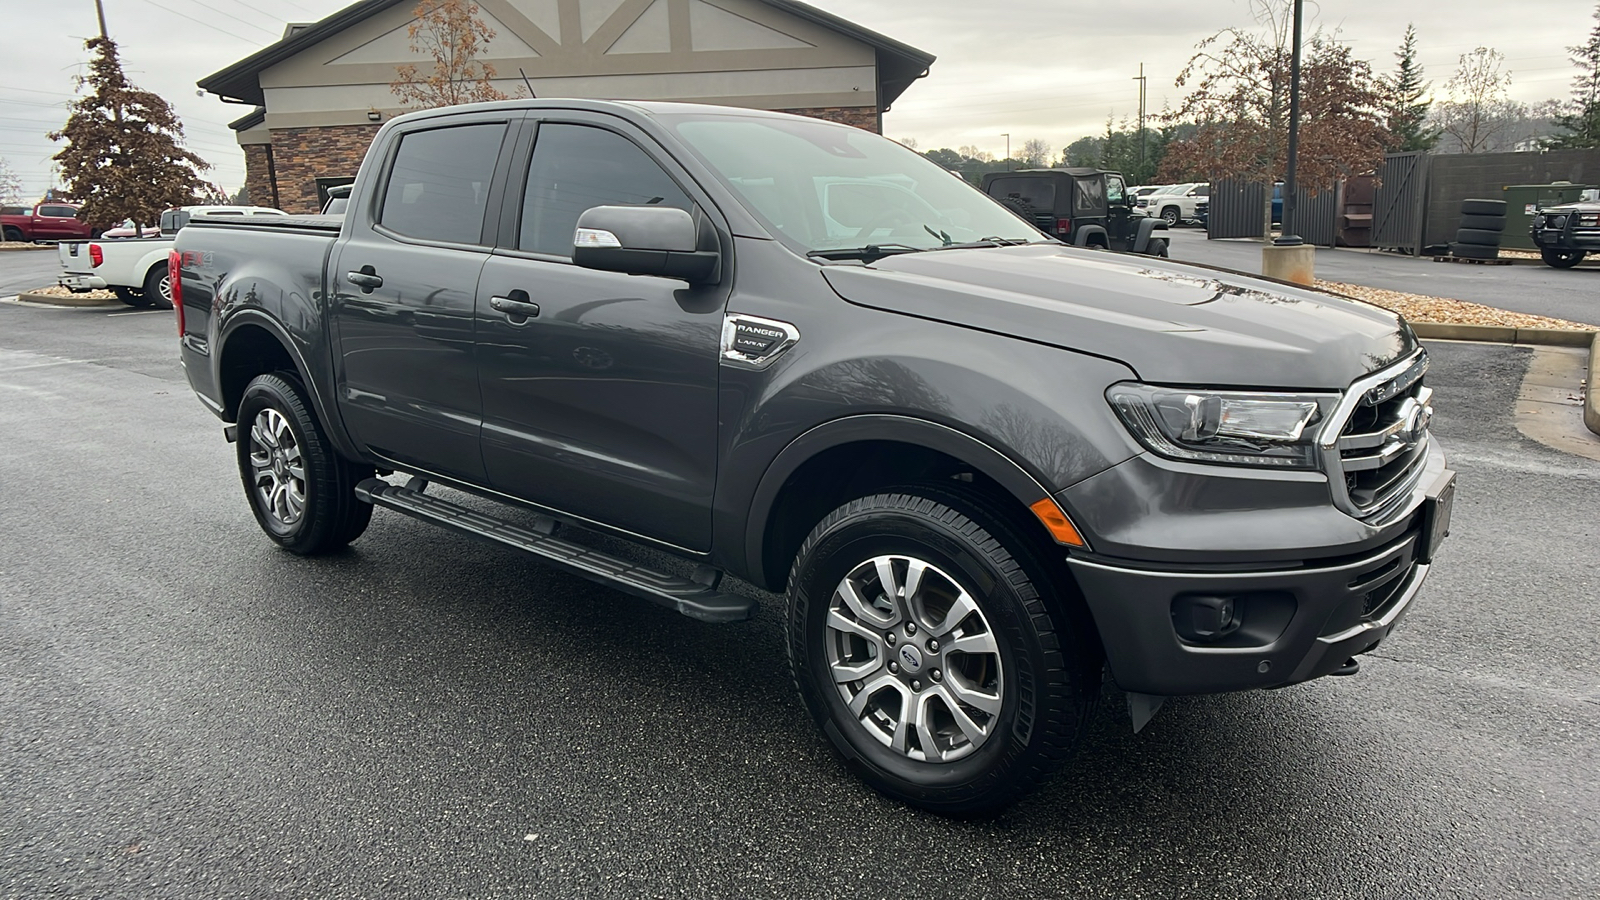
807, 243, 924, 262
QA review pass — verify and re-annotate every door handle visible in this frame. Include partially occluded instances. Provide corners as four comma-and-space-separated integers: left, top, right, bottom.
490, 295, 540, 319
346, 265, 383, 293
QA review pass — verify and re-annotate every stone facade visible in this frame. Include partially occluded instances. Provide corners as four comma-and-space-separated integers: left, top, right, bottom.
241, 144, 278, 210
244, 109, 881, 214
777, 106, 880, 133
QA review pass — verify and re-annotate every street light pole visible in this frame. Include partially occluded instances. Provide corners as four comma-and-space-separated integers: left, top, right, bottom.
1003, 133, 1011, 170
1133, 63, 1147, 180
1276, 0, 1305, 246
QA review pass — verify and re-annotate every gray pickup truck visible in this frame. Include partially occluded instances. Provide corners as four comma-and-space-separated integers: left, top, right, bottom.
173, 100, 1454, 815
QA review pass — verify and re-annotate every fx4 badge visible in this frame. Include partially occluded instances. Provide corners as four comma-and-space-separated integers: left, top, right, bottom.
720, 314, 799, 369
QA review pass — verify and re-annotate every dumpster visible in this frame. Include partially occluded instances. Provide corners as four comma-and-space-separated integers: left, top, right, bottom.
1503, 182, 1596, 250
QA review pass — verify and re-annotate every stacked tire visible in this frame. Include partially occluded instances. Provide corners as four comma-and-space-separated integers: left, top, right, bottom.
1451, 199, 1507, 260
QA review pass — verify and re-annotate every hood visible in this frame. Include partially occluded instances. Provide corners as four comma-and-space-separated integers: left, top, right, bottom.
821, 244, 1416, 389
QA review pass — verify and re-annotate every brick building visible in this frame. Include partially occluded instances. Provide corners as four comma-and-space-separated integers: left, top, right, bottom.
199, 0, 934, 213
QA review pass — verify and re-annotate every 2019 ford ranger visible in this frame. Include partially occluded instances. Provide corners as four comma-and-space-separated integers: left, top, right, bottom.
173, 100, 1454, 815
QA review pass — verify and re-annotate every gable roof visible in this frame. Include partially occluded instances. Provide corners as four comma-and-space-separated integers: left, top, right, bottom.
199, 0, 934, 120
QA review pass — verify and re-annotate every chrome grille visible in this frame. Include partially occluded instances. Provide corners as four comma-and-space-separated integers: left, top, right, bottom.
1320, 351, 1433, 523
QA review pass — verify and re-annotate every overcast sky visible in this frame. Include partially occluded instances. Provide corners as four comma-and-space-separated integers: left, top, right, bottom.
1, 0, 1590, 198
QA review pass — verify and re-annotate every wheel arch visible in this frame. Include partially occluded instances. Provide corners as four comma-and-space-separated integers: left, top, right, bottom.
1073, 224, 1109, 248
745, 415, 1064, 592
214, 313, 347, 449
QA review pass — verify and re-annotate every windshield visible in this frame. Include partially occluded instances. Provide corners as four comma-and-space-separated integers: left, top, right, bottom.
666, 114, 1044, 253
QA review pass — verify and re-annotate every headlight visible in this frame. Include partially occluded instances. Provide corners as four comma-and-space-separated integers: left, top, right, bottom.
1106, 383, 1339, 468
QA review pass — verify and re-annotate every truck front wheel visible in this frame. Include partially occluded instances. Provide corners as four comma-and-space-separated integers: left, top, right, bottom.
1161, 207, 1181, 226
1541, 248, 1586, 269
785, 486, 1101, 815
236, 373, 373, 555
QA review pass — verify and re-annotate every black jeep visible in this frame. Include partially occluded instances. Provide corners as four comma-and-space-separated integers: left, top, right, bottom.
983, 167, 1169, 256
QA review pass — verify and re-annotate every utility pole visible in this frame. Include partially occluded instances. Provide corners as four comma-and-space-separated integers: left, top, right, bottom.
94, 0, 109, 39
1133, 63, 1147, 181
1002, 133, 1010, 170
1278, 0, 1304, 246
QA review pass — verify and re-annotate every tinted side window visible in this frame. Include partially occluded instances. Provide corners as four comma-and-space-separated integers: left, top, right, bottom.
986, 177, 1055, 212
42, 206, 78, 218
379, 123, 506, 244
519, 124, 691, 256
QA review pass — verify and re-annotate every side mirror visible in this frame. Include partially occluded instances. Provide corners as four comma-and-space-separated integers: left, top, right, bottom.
572, 205, 719, 284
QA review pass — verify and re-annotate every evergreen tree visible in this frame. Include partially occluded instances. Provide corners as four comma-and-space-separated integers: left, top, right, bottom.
1546, 4, 1600, 149
1384, 25, 1440, 152
48, 37, 209, 230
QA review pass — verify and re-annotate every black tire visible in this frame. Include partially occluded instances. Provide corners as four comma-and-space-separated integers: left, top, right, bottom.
1160, 206, 1181, 226
1459, 213, 1506, 231
1145, 237, 1169, 258
2, 226, 22, 242
236, 373, 373, 555
786, 484, 1102, 816
1541, 248, 1586, 269
142, 265, 173, 310
1450, 242, 1498, 260
113, 286, 151, 307
1459, 198, 1507, 217
1454, 228, 1503, 247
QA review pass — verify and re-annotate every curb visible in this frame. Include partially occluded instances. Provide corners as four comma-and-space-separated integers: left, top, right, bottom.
0, 244, 52, 252
16, 290, 121, 308
1409, 322, 1598, 347
1587, 333, 1600, 438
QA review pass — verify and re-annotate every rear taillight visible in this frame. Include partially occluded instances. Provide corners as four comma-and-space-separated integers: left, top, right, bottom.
89, 243, 103, 267
1056, 218, 1072, 236
168, 250, 185, 335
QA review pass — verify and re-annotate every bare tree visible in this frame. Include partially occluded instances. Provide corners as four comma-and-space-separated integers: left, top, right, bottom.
957, 145, 993, 162
1018, 138, 1053, 168
391, 0, 509, 108
0, 156, 23, 207
1433, 47, 1524, 153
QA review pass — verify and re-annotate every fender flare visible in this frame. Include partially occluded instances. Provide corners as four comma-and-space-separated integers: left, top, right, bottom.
742, 414, 1059, 590
1073, 224, 1109, 248
214, 310, 359, 459
1132, 216, 1167, 254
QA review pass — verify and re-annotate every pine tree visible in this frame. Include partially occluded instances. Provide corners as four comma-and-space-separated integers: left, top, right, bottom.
1384, 25, 1441, 152
48, 37, 209, 230
1546, 4, 1600, 149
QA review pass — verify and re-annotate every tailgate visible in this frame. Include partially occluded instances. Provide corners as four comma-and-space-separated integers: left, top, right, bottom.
59, 241, 92, 274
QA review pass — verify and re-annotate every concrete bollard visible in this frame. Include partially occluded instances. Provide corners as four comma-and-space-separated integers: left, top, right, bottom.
1262, 243, 1316, 286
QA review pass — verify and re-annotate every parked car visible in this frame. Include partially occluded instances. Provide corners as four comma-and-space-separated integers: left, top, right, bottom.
983, 168, 1169, 255
1144, 183, 1209, 227
173, 99, 1452, 816
2, 202, 97, 242
1530, 200, 1600, 268
100, 219, 163, 239
58, 205, 286, 307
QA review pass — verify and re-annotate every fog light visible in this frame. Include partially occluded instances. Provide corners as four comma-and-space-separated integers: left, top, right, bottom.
1173, 594, 1241, 642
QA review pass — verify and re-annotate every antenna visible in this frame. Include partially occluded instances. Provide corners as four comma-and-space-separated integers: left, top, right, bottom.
519, 68, 536, 99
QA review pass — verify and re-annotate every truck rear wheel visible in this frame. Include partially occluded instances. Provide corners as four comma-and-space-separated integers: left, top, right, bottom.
237, 373, 373, 555
2, 226, 22, 242
1541, 248, 1586, 269
785, 486, 1100, 816
143, 265, 173, 310
113, 287, 151, 307
1146, 237, 1169, 258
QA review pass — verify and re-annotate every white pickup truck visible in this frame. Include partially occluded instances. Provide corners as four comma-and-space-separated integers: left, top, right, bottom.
59, 205, 285, 307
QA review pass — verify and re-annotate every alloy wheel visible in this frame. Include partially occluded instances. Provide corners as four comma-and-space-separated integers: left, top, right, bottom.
248, 408, 307, 526
825, 555, 1004, 763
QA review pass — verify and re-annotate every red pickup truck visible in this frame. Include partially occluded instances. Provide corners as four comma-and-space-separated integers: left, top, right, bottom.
1, 202, 97, 242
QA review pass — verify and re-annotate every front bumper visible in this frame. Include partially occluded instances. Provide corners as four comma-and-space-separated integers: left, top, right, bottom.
1066, 468, 1453, 696
59, 273, 107, 292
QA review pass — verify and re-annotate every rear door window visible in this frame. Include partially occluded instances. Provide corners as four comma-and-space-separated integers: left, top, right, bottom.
1075, 176, 1104, 213
379, 123, 507, 245
518, 124, 692, 257
41, 205, 78, 218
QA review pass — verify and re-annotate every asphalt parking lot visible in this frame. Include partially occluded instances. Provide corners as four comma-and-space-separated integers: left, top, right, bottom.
1165, 229, 1600, 327
2, 260, 1598, 898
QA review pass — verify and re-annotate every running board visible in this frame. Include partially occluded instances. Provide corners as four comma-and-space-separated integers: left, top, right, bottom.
354, 478, 755, 624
